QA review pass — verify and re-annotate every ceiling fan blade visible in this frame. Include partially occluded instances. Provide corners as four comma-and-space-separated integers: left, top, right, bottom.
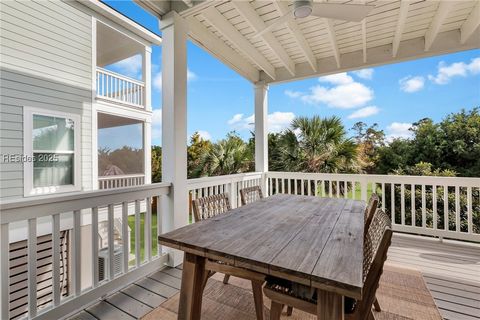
252, 12, 294, 39
311, 3, 375, 22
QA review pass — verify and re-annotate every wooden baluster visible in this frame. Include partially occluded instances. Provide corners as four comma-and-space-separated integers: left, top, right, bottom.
146, 197, 152, 261
108, 204, 115, 280
122, 202, 129, 272
92, 208, 99, 287
391, 183, 395, 223
444, 186, 449, 230
1, 223, 9, 320
467, 187, 472, 234
135, 200, 141, 267
72, 210, 81, 296
455, 186, 460, 232
421, 185, 426, 228
411, 184, 415, 227
433, 185, 437, 230
156, 196, 163, 256
401, 183, 405, 226
28, 218, 37, 317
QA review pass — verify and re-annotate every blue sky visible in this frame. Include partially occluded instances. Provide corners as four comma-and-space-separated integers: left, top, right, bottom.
104, 0, 480, 147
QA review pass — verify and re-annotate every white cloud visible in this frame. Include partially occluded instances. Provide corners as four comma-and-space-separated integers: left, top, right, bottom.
152, 69, 197, 92
386, 122, 413, 141
152, 109, 162, 139
153, 72, 162, 91
110, 55, 142, 78
187, 69, 197, 81
352, 68, 374, 80
286, 72, 374, 109
285, 90, 302, 98
228, 112, 295, 133
197, 130, 211, 140
399, 76, 425, 93
318, 72, 354, 85
347, 106, 380, 119
428, 57, 480, 84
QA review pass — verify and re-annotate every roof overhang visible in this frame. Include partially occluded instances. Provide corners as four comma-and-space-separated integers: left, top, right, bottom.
138, 0, 480, 84
82, 0, 162, 46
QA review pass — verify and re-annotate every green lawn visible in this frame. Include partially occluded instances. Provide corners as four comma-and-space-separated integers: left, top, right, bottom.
127, 212, 158, 264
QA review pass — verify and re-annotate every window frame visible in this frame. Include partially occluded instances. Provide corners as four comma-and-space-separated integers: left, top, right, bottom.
24, 107, 81, 196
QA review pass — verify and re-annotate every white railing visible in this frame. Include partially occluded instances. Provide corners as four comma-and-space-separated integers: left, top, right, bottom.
96, 67, 145, 108
0, 182, 170, 320
98, 174, 145, 190
266, 172, 480, 242
187, 172, 264, 218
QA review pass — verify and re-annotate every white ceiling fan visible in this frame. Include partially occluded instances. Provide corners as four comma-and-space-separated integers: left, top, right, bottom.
253, 0, 375, 38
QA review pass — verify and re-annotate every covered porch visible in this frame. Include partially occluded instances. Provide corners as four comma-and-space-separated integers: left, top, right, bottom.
1, 0, 479, 319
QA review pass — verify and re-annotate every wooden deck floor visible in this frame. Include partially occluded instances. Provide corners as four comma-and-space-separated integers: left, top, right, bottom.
69, 234, 480, 320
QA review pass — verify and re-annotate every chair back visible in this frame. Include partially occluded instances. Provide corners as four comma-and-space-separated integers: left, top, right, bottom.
364, 193, 379, 231
357, 209, 392, 320
239, 186, 264, 206
192, 193, 231, 222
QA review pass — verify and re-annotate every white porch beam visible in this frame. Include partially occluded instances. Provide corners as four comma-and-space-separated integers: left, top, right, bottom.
265, 29, 479, 84
392, 0, 410, 57
144, 120, 152, 184
232, 1, 295, 77
324, 19, 341, 68
202, 6, 276, 80
460, 1, 480, 44
142, 46, 152, 111
273, 1, 317, 72
186, 17, 259, 82
254, 81, 268, 173
425, 1, 454, 51
160, 11, 188, 267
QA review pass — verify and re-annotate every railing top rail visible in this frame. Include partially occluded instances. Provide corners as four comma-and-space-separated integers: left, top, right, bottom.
96, 66, 145, 86
187, 172, 263, 188
0, 182, 171, 224
266, 171, 480, 187
98, 174, 146, 180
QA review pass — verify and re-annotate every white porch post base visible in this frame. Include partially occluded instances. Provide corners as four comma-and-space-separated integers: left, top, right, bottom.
160, 12, 188, 267
254, 81, 269, 194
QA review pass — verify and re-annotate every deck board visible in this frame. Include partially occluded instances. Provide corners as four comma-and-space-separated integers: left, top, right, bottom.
71, 233, 479, 320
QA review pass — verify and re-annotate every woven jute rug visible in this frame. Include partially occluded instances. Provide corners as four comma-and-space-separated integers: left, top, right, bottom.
142, 265, 442, 320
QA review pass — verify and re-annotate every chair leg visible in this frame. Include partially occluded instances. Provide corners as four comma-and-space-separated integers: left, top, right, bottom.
223, 274, 230, 284
251, 280, 264, 320
286, 305, 293, 316
368, 309, 377, 320
270, 301, 283, 320
373, 298, 381, 312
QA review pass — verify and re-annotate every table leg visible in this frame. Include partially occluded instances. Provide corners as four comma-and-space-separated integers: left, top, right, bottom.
178, 253, 207, 320
317, 290, 344, 320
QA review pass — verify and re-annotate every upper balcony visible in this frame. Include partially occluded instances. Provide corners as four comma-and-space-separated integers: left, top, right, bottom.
95, 21, 152, 111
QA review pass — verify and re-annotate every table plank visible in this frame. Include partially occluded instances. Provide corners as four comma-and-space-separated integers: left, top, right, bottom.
311, 200, 365, 298
158, 194, 366, 299
268, 198, 346, 285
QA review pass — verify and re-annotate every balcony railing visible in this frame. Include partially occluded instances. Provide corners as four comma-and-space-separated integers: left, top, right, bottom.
187, 172, 480, 242
98, 174, 145, 190
0, 182, 170, 320
96, 67, 145, 108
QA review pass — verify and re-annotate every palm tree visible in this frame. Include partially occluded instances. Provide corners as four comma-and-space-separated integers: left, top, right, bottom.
195, 133, 253, 176
276, 116, 360, 173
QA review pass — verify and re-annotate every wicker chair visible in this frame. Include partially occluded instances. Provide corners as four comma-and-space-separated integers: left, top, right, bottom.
365, 193, 380, 231
264, 209, 392, 320
191, 193, 266, 320
240, 186, 264, 206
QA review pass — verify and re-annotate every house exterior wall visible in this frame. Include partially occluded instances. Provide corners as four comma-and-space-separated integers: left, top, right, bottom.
0, 0, 93, 200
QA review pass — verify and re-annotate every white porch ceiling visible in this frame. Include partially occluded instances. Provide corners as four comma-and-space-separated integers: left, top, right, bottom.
140, 0, 480, 84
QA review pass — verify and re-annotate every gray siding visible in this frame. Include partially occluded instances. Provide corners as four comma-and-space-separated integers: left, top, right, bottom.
0, 0, 93, 199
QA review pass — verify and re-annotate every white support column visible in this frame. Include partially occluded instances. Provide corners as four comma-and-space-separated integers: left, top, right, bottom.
143, 46, 152, 111
160, 12, 188, 267
144, 119, 152, 184
254, 81, 268, 193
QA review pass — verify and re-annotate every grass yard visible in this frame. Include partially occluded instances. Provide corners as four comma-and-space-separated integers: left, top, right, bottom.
127, 212, 158, 264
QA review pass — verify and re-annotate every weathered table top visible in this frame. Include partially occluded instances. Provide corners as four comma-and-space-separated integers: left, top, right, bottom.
158, 194, 366, 299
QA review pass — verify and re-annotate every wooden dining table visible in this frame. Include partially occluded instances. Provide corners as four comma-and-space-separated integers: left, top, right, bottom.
158, 194, 366, 320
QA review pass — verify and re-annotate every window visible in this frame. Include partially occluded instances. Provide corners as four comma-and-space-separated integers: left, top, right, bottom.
24, 107, 81, 196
